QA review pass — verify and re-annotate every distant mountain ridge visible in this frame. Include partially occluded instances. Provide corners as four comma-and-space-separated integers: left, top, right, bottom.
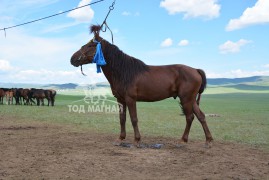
43, 83, 78, 89
207, 76, 269, 86
1, 76, 269, 89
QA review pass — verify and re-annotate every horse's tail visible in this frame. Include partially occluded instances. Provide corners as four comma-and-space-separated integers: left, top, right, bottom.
196, 69, 207, 105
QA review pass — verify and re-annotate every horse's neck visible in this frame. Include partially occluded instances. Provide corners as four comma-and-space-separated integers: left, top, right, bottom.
101, 65, 113, 86
100, 41, 114, 86
101, 65, 121, 97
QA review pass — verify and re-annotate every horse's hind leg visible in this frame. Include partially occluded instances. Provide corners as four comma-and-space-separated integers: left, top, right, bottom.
193, 102, 213, 147
41, 98, 44, 106
47, 98, 51, 106
179, 100, 195, 145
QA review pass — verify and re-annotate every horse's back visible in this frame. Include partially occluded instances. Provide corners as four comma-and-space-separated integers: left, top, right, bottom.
133, 64, 202, 101
147, 64, 202, 84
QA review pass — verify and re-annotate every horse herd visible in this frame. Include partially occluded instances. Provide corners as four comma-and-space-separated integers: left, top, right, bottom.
0, 88, 56, 106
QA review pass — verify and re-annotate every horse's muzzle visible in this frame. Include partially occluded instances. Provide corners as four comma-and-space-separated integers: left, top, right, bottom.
70, 53, 92, 67
70, 55, 80, 67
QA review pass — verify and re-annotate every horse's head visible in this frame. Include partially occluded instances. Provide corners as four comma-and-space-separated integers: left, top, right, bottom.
70, 25, 103, 67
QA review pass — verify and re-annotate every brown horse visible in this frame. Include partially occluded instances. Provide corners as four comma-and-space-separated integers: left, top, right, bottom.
0, 88, 5, 104
44, 89, 57, 106
14, 88, 23, 105
71, 25, 213, 147
6, 89, 14, 105
29, 89, 45, 106
21, 89, 31, 105
49, 89, 57, 106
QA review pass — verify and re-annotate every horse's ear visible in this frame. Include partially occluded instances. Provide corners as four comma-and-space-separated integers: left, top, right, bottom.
90, 25, 101, 39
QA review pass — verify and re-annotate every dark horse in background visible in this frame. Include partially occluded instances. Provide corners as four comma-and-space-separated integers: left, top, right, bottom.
29, 89, 56, 106
44, 89, 57, 106
0, 88, 5, 104
71, 25, 213, 147
28, 89, 45, 106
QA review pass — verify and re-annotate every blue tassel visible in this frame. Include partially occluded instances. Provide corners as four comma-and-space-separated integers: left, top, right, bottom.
93, 40, 107, 73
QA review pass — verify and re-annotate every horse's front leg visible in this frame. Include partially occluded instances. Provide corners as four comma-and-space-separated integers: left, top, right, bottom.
47, 98, 50, 106
126, 98, 141, 147
119, 101, 127, 140
41, 98, 45, 106
114, 100, 126, 146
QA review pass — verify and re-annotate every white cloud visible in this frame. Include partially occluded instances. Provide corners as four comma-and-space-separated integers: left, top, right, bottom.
178, 39, 189, 46
264, 64, 269, 68
206, 71, 223, 78
229, 69, 269, 78
0, 28, 99, 84
0, 59, 13, 71
122, 11, 131, 16
226, 0, 269, 31
134, 12, 140, 16
0, 66, 106, 84
161, 38, 173, 47
0, 0, 60, 15
219, 39, 251, 54
18, 0, 59, 6
11, 69, 82, 83
67, 0, 94, 23
41, 22, 81, 33
0, 31, 81, 69
122, 11, 140, 16
160, 0, 220, 19
207, 69, 269, 78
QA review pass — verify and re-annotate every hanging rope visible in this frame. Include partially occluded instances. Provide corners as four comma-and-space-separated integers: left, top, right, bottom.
80, 0, 116, 76
0, 0, 106, 37
100, 0, 116, 44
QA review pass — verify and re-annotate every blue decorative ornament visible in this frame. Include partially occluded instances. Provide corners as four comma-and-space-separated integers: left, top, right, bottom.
92, 40, 107, 73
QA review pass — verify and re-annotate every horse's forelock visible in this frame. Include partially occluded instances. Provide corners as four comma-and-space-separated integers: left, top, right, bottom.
90, 25, 101, 36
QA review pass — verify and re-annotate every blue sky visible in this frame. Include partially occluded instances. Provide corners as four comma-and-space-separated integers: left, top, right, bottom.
0, 0, 269, 84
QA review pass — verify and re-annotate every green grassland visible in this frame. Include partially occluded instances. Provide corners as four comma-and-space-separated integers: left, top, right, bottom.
1, 86, 269, 149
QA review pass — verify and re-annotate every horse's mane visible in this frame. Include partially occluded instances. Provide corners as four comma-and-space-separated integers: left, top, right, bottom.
102, 39, 149, 91
90, 24, 149, 92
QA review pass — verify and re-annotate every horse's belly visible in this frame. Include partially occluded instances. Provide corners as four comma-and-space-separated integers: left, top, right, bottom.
136, 84, 177, 102
134, 69, 179, 101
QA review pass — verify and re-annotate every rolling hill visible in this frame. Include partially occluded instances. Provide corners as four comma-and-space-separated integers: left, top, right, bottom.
208, 76, 260, 85
1, 76, 269, 90
206, 76, 269, 91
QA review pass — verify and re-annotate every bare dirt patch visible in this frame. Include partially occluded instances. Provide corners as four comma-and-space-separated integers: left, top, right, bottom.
0, 117, 268, 180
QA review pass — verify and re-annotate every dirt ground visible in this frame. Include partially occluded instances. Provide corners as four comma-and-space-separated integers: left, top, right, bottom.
0, 116, 268, 180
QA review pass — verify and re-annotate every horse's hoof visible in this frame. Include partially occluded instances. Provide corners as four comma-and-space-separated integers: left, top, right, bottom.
204, 141, 213, 148
134, 143, 140, 148
176, 144, 186, 148
133, 141, 142, 148
176, 141, 187, 148
113, 139, 123, 146
119, 142, 133, 148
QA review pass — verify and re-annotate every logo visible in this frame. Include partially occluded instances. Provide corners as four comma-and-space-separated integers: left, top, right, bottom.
67, 84, 122, 114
